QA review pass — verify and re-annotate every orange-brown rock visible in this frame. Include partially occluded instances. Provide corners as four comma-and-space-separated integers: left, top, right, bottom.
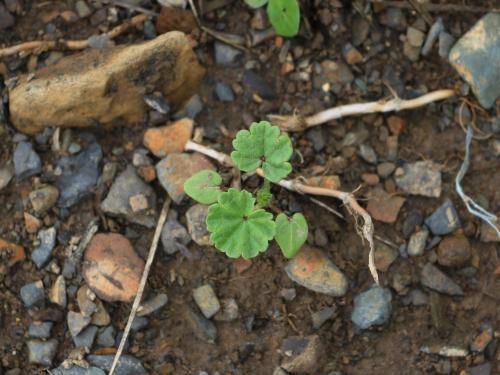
9, 32, 205, 135
143, 118, 193, 158
83, 233, 144, 303
0, 238, 25, 267
305, 175, 341, 190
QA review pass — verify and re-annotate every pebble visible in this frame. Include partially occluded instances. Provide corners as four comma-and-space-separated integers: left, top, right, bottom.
358, 144, 377, 164
279, 288, 296, 301
394, 161, 442, 197
214, 298, 239, 322
24, 212, 41, 234
186, 204, 211, 246
313, 60, 354, 89
352, 15, 370, 46
214, 82, 235, 102
402, 210, 424, 238
214, 42, 243, 67
27, 339, 58, 366
73, 325, 98, 349
28, 321, 53, 339
305, 128, 325, 152
137, 293, 168, 317
51, 366, 106, 375
101, 165, 157, 228
193, 284, 221, 319
401, 289, 429, 306
407, 229, 429, 257
143, 118, 193, 158
420, 345, 468, 357
75, 0, 92, 18
87, 34, 110, 49
374, 243, 398, 272
285, 245, 348, 297
377, 162, 395, 178
130, 316, 148, 332
97, 326, 116, 347
77, 285, 97, 317
87, 355, 146, 375
67, 311, 91, 337
32, 227, 57, 269
380, 7, 407, 31
0, 166, 13, 190
184, 306, 217, 343
311, 306, 335, 329
161, 211, 191, 255
49, 275, 67, 308
183, 94, 204, 119
407, 26, 425, 47
29, 185, 59, 214
351, 285, 392, 329
143, 93, 170, 115
13, 141, 42, 179
156, 153, 215, 204
471, 325, 493, 353
0, 3, 14, 29
403, 41, 420, 61
438, 31, 455, 58
20, 280, 45, 307
421, 17, 444, 56
83, 233, 144, 302
281, 335, 324, 374
342, 43, 363, 65
0, 238, 25, 267
366, 188, 405, 224
437, 232, 471, 267
425, 200, 461, 235
56, 140, 102, 208
466, 363, 492, 375
420, 263, 463, 296
91, 299, 110, 326
242, 70, 277, 100
143, 20, 156, 40
449, 13, 500, 108
479, 221, 500, 242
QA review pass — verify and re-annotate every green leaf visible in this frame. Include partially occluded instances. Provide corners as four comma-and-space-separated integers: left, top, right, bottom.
231, 121, 293, 182
245, 0, 268, 8
206, 188, 276, 259
275, 213, 308, 258
183, 170, 223, 204
267, 0, 300, 37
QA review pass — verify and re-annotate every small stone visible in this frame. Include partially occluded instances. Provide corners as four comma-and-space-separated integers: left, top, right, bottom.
183, 94, 204, 119
73, 325, 98, 349
362, 173, 379, 185
91, 299, 110, 326
184, 306, 217, 343
214, 82, 235, 102
374, 243, 398, 272
402, 289, 429, 306
156, 153, 214, 204
377, 162, 396, 178
49, 275, 67, 308
67, 311, 91, 337
214, 298, 239, 322
87, 355, 147, 375
87, 34, 111, 49
407, 26, 425, 47
280, 288, 296, 301
479, 221, 500, 242
281, 335, 325, 374
32, 227, 57, 269
0, 3, 14, 29
366, 188, 405, 224
380, 7, 407, 31
83, 233, 144, 302
75, 0, 92, 18
137, 165, 156, 183
304, 175, 341, 190
20, 280, 45, 307
186, 204, 211, 246
471, 326, 493, 353
466, 363, 492, 375
77, 285, 97, 317
97, 326, 116, 347
27, 339, 58, 366
437, 232, 471, 267
387, 116, 405, 135
285, 245, 348, 296
311, 307, 335, 329
313, 228, 328, 247
0, 238, 25, 267
0, 166, 13, 190
352, 15, 370, 46
24, 212, 41, 234
342, 43, 363, 65
130, 316, 148, 332
305, 128, 325, 152
193, 284, 220, 319
395, 161, 442, 197
402, 210, 424, 238
233, 258, 252, 274
137, 293, 168, 317
13, 141, 42, 179
438, 31, 455, 58
143, 118, 193, 158
242, 70, 277, 100
403, 41, 420, 61
214, 42, 243, 67
29, 185, 59, 214
425, 200, 461, 235
449, 13, 500, 108
351, 285, 392, 329
101, 165, 157, 227
313, 60, 353, 89
407, 229, 429, 257
161, 211, 190, 255
421, 263, 463, 296
28, 321, 53, 339
358, 144, 378, 164
422, 17, 444, 56
144, 93, 170, 115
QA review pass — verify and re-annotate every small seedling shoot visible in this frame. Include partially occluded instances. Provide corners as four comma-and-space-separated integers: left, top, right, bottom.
184, 121, 308, 259
245, 0, 300, 37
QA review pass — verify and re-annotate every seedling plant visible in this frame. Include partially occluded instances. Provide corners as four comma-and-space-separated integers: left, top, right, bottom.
184, 121, 308, 259
244, 0, 300, 37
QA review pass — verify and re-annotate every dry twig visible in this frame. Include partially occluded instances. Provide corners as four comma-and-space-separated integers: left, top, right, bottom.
269, 89, 455, 132
184, 141, 379, 284
109, 198, 171, 375
0, 14, 147, 58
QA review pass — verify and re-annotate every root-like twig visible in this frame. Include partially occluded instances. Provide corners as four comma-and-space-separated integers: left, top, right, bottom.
268, 89, 455, 132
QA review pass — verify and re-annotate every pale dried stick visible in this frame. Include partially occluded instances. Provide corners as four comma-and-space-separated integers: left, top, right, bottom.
0, 14, 147, 58
269, 89, 455, 132
109, 198, 171, 375
185, 140, 379, 283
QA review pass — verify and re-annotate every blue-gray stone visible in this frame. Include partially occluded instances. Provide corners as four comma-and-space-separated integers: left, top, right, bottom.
143, 20, 156, 39
51, 366, 106, 375
184, 306, 217, 343
20, 281, 45, 307
214, 82, 235, 102
31, 227, 57, 269
421, 17, 444, 56
130, 316, 148, 332
28, 321, 53, 339
56, 140, 102, 208
13, 141, 42, 179
425, 199, 461, 235
214, 41, 243, 67
97, 325, 115, 347
72, 325, 98, 349
27, 339, 58, 366
421, 263, 463, 296
449, 13, 500, 108
242, 70, 277, 100
161, 212, 190, 255
183, 94, 204, 119
351, 285, 392, 329
87, 355, 147, 375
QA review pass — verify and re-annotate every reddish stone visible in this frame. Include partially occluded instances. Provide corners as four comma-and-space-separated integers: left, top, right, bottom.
437, 232, 472, 268
24, 212, 41, 234
0, 238, 26, 267
362, 173, 380, 185
305, 175, 341, 190
367, 188, 406, 224
143, 118, 193, 158
138, 165, 156, 182
387, 116, 405, 135
471, 328, 493, 353
155, 7, 197, 34
233, 258, 252, 274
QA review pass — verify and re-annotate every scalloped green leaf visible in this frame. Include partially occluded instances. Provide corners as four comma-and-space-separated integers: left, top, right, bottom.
206, 188, 276, 259
183, 170, 223, 204
267, 0, 300, 37
245, 0, 268, 8
275, 213, 308, 258
231, 121, 292, 182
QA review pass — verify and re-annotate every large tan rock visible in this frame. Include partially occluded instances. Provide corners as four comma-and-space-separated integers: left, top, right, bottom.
9, 31, 205, 135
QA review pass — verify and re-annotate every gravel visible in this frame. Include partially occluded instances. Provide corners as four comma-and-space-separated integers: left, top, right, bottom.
31, 227, 57, 269
351, 285, 392, 329
13, 141, 41, 179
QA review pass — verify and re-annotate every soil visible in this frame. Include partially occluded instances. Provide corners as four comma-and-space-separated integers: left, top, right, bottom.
1, 1, 499, 375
